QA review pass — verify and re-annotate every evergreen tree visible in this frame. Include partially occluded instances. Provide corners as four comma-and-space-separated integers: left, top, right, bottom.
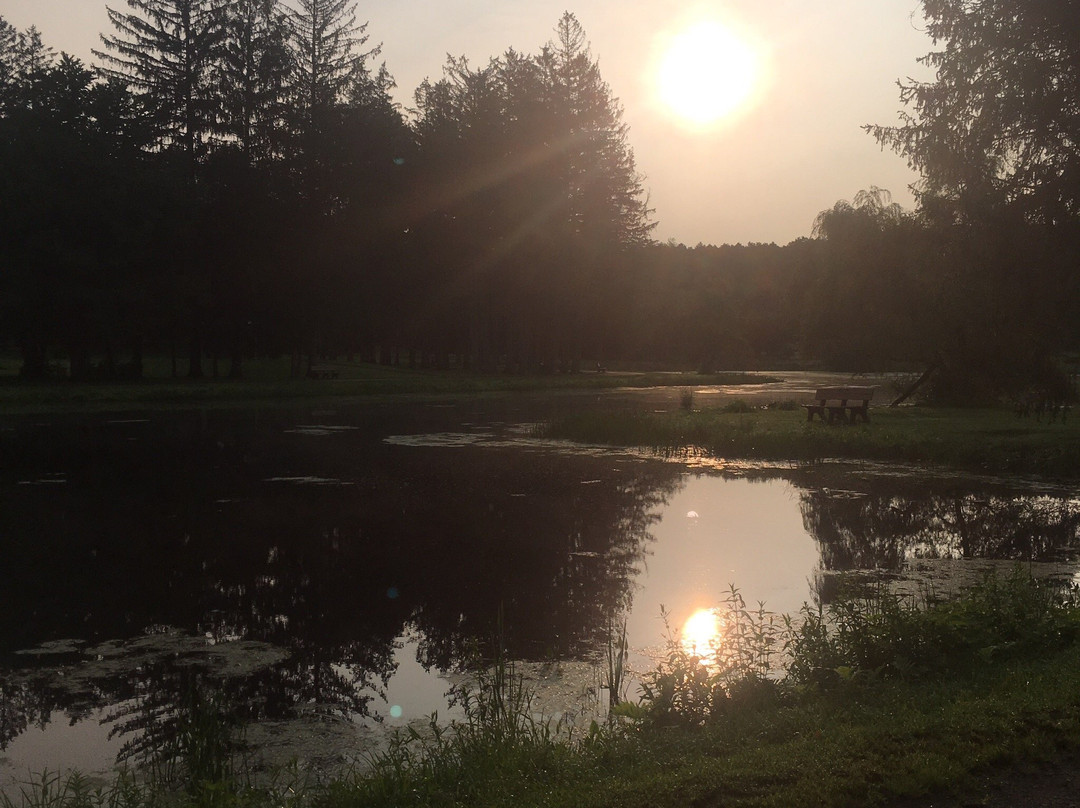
0, 47, 162, 380
408, 14, 654, 370
217, 0, 291, 167
287, 0, 365, 116
0, 23, 55, 113
95, 0, 226, 173
541, 13, 653, 248
867, 0, 1080, 397
286, 0, 378, 205
537, 13, 654, 367
868, 0, 1080, 224
96, 0, 232, 377
0, 17, 16, 112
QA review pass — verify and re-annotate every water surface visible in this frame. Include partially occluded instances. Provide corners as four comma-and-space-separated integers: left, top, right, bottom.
2, 390, 1078, 787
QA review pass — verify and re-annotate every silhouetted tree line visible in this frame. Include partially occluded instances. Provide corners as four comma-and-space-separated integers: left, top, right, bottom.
3, 0, 1080, 397
0, 5, 658, 379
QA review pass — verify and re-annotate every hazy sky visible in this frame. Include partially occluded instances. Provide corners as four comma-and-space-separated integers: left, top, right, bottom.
2, 0, 936, 246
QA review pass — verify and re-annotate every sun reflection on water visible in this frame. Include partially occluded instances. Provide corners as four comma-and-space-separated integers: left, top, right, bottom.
681, 607, 724, 662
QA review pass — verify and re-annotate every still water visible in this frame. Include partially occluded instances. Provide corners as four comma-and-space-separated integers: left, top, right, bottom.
2, 389, 1079, 787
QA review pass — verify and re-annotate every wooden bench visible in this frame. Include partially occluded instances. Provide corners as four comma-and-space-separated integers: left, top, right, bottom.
803, 386, 875, 424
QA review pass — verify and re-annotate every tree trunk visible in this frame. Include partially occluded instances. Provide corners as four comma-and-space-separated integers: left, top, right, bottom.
188, 332, 204, 379
131, 338, 144, 380
104, 339, 116, 379
890, 363, 939, 407
228, 348, 242, 379
69, 347, 91, 382
19, 338, 47, 381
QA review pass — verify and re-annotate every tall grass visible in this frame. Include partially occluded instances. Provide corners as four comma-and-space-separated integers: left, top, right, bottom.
6, 571, 1080, 808
785, 569, 1080, 686
328, 650, 582, 808
614, 570, 1080, 731
627, 588, 783, 728
604, 617, 629, 710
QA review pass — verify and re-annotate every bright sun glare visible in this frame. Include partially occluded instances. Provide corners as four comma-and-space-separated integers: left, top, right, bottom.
656, 20, 760, 127
681, 607, 723, 659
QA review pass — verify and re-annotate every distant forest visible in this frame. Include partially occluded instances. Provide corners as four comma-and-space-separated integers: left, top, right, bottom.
2, 0, 1079, 400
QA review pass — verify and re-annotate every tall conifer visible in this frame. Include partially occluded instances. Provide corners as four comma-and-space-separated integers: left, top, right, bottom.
95, 0, 224, 172
218, 0, 291, 167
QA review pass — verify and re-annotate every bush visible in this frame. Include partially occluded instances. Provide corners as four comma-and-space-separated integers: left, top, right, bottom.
784, 569, 1080, 687
637, 588, 784, 727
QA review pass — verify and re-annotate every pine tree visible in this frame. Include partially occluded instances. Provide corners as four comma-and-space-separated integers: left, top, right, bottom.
541, 12, 653, 248
0, 19, 26, 113
96, 0, 229, 378
0, 24, 56, 113
286, 0, 367, 119
217, 0, 291, 167
407, 14, 654, 370
286, 0, 378, 202
95, 0, 225, 172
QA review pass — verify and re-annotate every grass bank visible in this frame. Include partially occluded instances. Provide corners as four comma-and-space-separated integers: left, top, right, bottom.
9, 574, 1080, 808
542, 403, 1080, 478
0, 360, 770, 414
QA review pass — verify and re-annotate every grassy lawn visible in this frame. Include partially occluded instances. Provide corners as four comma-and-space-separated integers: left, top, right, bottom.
542, 404, 1080, 478
488, 653, 1080, 808
0, 359, 770, 414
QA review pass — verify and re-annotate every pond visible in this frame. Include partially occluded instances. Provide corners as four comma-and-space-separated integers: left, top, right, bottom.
3, 386, 1080, 789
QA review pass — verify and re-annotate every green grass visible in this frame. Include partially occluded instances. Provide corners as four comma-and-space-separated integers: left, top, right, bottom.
321, 573, 1080, 808
542, 404, 1080, 478
10, 575, 1080, 808
0, 358, 770, 414
565, 657, 1080, 808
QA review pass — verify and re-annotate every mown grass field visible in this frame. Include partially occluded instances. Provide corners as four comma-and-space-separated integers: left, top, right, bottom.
0, 358, 768, 414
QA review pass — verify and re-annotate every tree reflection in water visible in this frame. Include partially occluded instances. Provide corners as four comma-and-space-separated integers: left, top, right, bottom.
12, 411, 1077, 773
0, 411, 682, 769
800, 481, 1080, 603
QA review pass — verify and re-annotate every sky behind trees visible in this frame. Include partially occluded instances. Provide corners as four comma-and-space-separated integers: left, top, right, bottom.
2, 0, 935, 246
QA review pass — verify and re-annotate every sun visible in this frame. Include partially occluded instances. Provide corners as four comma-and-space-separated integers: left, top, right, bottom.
655, 19, 761, 128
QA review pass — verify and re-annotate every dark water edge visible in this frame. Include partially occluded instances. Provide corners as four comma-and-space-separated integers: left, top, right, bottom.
2, 396, 1079, 787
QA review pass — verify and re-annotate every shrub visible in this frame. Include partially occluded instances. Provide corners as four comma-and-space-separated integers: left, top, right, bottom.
637, 588, 783, 727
